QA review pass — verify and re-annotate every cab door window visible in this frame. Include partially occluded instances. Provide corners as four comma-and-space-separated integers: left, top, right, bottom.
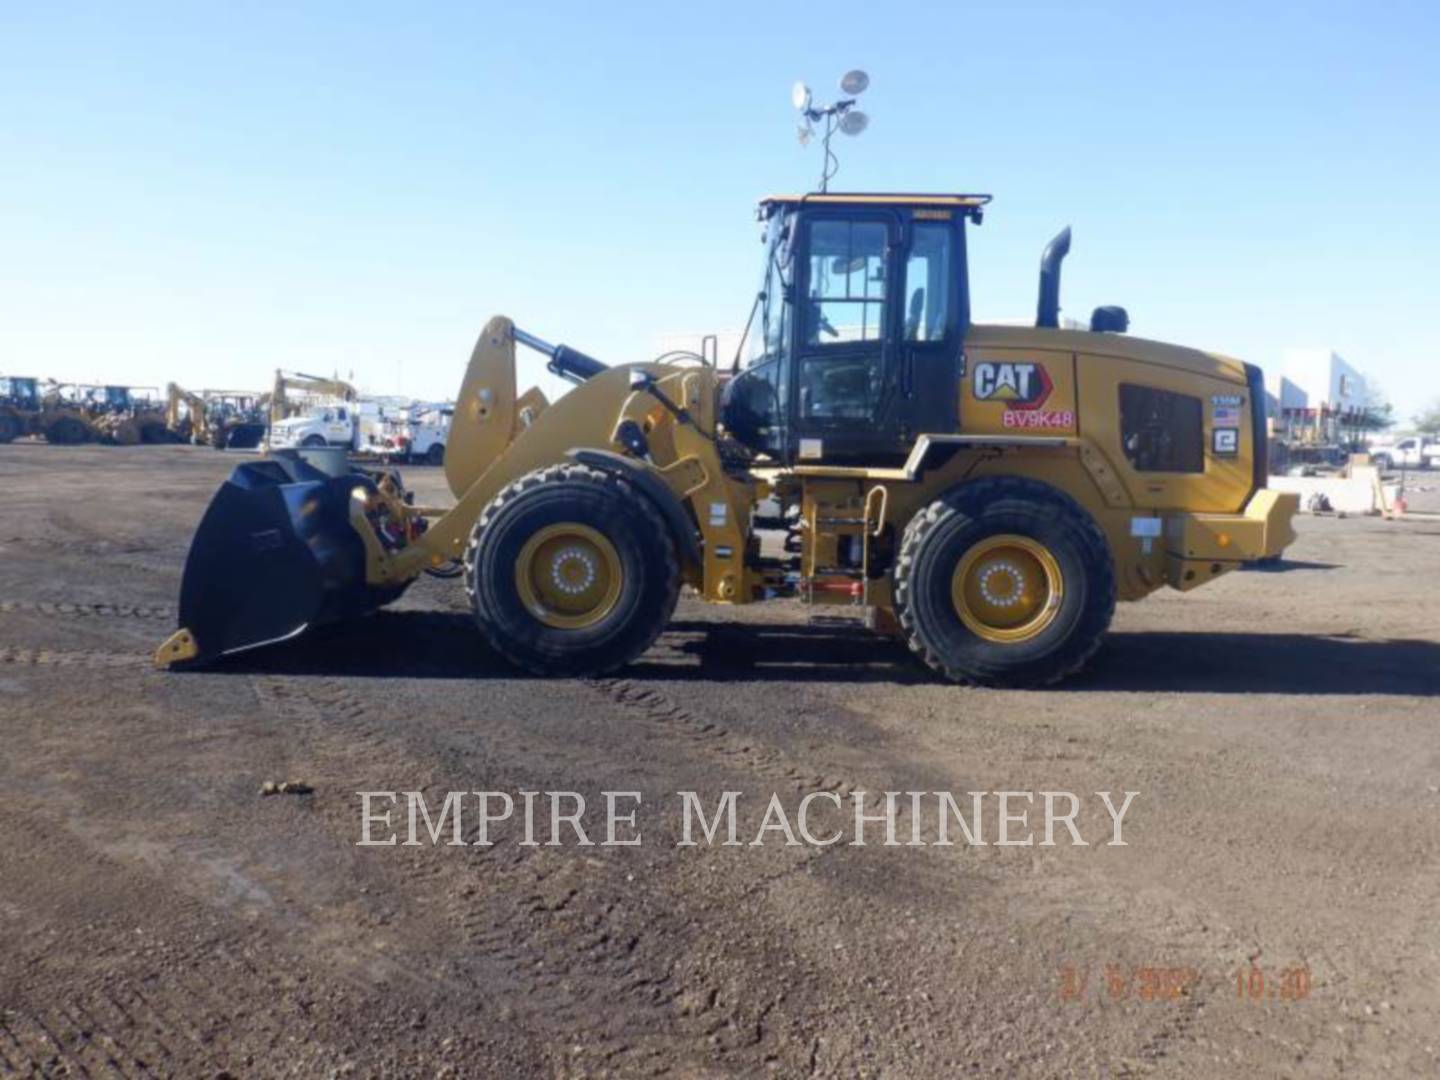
803, 220, 887, 345
798, 219, 890, 423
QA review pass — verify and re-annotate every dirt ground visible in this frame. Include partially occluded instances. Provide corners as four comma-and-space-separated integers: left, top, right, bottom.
0, 442, 1437, 1078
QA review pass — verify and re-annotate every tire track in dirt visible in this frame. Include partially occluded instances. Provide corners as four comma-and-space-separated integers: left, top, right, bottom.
588, 676, 876, 799
0, 646, 148, 670
1, 960, 370, 1078
1320, 853, 1440, 1073
247, 674, 705, 1072
0, 600, 172, 619
588, 672, 1248, 1074
0, 1008, 104, 1080
245, 672, 870, 1073
0, 806, 357, 1078
0, 597, 167, 667
0, 536, 184, 577
4, 996, 156, 1079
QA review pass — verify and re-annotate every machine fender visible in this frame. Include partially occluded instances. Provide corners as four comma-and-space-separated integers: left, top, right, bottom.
565, 448, 703, 569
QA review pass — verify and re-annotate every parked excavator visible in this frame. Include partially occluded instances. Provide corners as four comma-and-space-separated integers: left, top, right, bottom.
166, 383, 208, 443
269, 371, 357, 425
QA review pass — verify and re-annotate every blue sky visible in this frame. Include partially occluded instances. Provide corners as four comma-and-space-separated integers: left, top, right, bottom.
3, 1, 1438, 419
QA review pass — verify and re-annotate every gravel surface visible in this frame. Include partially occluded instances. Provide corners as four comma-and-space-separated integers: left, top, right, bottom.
1, 442, 1437, 1077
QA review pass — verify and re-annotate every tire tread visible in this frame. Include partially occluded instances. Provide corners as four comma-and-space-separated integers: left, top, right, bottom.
463, 463, 680, 676
893, 476, 1116, 687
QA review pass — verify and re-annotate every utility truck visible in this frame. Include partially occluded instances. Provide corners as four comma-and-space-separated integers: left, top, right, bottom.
369, 406, 453, 465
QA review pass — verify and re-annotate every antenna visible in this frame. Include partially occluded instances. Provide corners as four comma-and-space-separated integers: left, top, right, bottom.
792, 68, 871, 192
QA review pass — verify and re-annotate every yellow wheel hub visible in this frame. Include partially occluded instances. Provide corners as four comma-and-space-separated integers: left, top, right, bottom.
951, 534, 1064, 644
515, 523, 623, 630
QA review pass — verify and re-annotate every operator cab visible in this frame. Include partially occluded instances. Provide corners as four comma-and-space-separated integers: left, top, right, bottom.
723, 192, 989, 465
87, 385, 132, 413
1, 377, 41, 411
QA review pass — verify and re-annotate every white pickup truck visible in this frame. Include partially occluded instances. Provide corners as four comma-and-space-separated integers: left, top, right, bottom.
1370, 436, 1438, 471
269, 402, 383, 451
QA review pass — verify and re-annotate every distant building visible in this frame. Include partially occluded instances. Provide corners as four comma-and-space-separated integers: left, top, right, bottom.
1281, 348, 1366, 414
1263, 374, 1308, 418
1271, 348, 1372, 449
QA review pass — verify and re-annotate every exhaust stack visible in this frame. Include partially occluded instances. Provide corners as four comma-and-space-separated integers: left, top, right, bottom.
1035, 226, 1072, 329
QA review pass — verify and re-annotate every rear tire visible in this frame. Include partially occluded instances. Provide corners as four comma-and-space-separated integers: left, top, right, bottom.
227, 424, 264, 450
139, 420, 169, 444
465, 464, 680, 676
0, 413, 20, 444
894, 477, 1115, 687
426, 442, 445, 466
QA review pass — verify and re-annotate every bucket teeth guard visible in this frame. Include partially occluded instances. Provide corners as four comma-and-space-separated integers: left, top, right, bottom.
158, 455, 407, 668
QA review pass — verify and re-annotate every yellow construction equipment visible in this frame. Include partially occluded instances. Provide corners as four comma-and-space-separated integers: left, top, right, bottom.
29, 381, 94, 445
0, 378, 148, 445
206, 391, 268, 449
269, 371, 357, 426
0, 376, 45, 443
78, 385, 171, 445
166, 383, 207, 442
158, 192, 1297, 686
166, 384, 268, 448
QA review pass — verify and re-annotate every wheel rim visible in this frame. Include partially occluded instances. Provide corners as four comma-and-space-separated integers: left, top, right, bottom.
515, 522, 623, 630
951, 534, 1064, 643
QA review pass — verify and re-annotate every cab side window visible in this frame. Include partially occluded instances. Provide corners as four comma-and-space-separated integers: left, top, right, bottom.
903, 223, 952, 342
1119, 384, 1204, 473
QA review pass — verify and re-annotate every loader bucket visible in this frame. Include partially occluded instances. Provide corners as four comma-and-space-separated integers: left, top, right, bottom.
157, 454, 407, 668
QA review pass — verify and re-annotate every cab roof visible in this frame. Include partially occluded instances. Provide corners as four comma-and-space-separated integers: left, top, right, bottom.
758, 192, 992, 220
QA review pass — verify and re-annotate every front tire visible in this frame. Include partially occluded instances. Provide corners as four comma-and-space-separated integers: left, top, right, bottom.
894, 477, 1115, 687
45, 416, 90, 445
465, 464, 680, 676
425, 442, 445, 466
301, 434, 327, 448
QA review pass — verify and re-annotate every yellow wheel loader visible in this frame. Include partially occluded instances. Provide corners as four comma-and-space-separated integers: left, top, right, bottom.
158, 192, 1297, 686
166, 384, 269, 448
81, 385, 171, 445
207, 392, 269, 450
34, 382, 95, 445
